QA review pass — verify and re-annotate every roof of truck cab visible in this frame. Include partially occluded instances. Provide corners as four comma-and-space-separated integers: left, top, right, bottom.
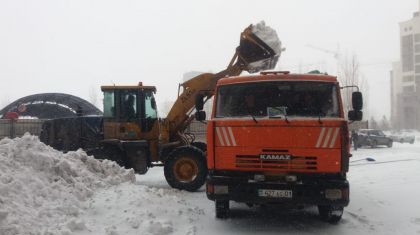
217, 72, 338, 86
101, 86, 157, 92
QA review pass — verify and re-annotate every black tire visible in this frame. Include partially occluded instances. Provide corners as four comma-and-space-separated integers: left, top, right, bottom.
410, 139, 415, 144
164, 146, 208, 192
358, 143, 362, 148
371, 140, 377, 149
318, 205, 343, 224
387, 141, 393, 148
191, 141, 207, 153
215, 200, 230, 219
400, 138, 404, 144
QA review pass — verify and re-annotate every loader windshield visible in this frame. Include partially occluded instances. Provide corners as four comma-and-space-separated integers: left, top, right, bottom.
215, 81, 340, 118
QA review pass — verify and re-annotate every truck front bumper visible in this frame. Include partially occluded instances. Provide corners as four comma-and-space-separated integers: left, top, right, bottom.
206, 175, 350, 207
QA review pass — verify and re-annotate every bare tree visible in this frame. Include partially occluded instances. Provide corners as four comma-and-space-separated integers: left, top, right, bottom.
89, 85, 98, 107
159, 98, 174, 118
358, 74, 370, 119
0, 95, 11, 110
338, 52, 368, 118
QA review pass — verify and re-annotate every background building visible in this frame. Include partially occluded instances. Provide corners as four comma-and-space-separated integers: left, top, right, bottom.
391, 1, 420, 130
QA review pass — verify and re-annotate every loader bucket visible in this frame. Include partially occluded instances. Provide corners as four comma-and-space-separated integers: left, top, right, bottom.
239, 24, 281, 73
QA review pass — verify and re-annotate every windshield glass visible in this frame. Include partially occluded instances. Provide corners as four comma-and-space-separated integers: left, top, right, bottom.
215, 81, 340, 118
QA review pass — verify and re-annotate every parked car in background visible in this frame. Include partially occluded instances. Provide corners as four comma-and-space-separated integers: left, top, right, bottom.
357, 129, 393, 148
389, 132, 415, 144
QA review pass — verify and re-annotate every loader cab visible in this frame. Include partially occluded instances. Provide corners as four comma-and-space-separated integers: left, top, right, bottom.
101, 85, 158, 140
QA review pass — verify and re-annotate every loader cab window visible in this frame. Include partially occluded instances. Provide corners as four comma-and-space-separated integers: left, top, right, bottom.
120, 91, 138, 118
144, 90, 157, 119
103, 90, 115, 118
142, 90, 157, 132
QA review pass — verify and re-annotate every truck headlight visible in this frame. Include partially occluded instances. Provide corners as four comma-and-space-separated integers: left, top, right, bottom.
214, 185, 229, 194
325, 189, 342, 199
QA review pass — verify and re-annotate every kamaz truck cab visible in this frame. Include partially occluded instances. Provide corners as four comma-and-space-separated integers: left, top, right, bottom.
196, 70, 363, 223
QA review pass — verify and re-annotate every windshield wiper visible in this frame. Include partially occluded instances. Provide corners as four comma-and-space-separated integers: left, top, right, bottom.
238, 104, 258, 124
269, 107, 290, 124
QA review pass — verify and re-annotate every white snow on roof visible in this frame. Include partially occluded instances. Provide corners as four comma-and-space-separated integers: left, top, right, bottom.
251, 21, 283, 55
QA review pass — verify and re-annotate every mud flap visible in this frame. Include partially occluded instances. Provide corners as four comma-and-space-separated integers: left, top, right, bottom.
122, 141, 149, 174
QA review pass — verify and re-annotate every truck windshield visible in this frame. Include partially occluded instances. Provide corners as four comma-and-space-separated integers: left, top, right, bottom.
215, 81, 340, 118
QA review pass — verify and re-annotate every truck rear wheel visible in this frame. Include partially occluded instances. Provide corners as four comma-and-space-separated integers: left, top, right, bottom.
318, 205, 343, 224
164, 146, 207, 192
215, 200, 230, 219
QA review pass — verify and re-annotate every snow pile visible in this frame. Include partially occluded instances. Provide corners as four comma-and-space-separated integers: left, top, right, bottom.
80, 183, 206, 235
252, 21, 283, 55
0, 133, 135, 235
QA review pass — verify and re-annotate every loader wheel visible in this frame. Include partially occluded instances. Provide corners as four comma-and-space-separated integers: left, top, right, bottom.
164, 146, 207, 192
191, 141, 207, 153
318, 205, 343, 224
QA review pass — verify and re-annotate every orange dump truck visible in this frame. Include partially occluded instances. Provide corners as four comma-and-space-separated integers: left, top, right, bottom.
195, 70, 363, 223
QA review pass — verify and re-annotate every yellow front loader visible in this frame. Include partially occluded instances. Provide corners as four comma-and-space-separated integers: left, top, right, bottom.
40, 24, 282, 191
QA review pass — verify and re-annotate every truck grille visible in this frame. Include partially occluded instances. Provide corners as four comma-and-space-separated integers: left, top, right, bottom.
235, 155, 317, 170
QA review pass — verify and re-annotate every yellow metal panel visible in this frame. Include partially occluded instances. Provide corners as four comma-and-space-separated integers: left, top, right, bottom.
101, 86, 156, 93
104, 122, 118, 139
118, 122, 142, 140
149, 140, 159, 162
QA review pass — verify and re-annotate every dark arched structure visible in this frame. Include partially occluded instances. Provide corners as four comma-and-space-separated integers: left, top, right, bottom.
0, 93, 103, 119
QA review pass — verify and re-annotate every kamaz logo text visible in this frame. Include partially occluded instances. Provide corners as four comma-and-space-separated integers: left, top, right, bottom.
259, 154, 291, 160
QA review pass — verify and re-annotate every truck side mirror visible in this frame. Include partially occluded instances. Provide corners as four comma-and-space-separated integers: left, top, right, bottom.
151, 97, 157, 110
352, 92, 363, 111
195, 110, 206, 121
195, 93, 204, 111
348, 110, 363, 121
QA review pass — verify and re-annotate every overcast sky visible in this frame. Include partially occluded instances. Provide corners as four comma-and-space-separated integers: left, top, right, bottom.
0, 0, 418, 120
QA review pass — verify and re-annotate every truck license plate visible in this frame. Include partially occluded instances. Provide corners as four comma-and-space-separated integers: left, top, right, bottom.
258, 189, 292, 198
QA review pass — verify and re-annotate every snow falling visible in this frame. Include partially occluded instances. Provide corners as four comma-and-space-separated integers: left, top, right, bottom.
1, 133, 420, 234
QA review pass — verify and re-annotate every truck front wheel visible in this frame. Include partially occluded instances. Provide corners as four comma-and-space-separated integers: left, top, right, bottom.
215, 200, 230, 219
164, 146, 207, 192
318, 205, 343, 224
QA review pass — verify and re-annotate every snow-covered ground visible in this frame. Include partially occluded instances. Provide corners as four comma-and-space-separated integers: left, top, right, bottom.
1, 134, 420, 235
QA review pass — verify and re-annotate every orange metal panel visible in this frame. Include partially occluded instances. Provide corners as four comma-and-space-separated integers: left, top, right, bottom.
213, 119, 342, 149
214, 147, 341, 173
207, 121, 215, 169
217, 74, 337, 86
